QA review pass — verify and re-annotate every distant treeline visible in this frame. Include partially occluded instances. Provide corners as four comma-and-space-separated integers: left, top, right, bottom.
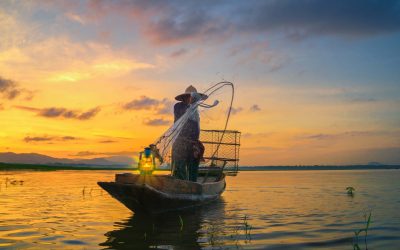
238, 165, 400, 171
1, 162, 399, 171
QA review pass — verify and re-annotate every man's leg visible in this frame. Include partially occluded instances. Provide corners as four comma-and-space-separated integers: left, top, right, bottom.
172, 142, 189, 180
173, 160, 187, 180
188, 157, 200, 182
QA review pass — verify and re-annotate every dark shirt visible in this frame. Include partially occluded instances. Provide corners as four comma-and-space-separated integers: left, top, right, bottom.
174, 102, 199, 141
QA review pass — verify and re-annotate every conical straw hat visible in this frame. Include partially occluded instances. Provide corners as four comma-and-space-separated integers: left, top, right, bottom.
175, 85, 208, 101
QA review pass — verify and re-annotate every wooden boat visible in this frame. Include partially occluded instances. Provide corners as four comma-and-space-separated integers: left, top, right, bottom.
98, 171, 226, 214
98, 84, 241, 215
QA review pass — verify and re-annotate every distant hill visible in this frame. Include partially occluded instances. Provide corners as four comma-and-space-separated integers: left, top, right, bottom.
0, 152, 134, 167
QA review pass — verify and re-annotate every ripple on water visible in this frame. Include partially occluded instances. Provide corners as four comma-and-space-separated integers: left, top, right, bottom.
39, 235, 65, 241
62, 239, 87, 245
287, 236, 352, 250
6, 231, 39, 238
0, 239, 15, 248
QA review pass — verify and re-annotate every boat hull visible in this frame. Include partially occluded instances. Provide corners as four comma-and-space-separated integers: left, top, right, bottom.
98, 173, 225, 214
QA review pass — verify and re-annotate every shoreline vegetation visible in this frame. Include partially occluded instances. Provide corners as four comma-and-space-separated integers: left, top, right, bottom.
0, 162, 399, 171
0, 162, 131, 171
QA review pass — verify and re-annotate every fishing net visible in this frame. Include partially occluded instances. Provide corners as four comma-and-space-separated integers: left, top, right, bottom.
151, 82, 240, 176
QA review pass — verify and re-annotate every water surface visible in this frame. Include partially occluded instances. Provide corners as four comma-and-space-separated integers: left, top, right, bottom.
0, 170, 399, 249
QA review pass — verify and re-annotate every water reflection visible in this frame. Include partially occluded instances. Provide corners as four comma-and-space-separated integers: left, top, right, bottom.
1, 170, 400, 249
101, 199, 226, 249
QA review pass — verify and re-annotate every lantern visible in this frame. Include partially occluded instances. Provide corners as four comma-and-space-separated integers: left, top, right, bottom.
138, 147, 155, 175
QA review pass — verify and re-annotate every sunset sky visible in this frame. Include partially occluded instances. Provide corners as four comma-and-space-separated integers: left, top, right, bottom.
1, 0, 399, 166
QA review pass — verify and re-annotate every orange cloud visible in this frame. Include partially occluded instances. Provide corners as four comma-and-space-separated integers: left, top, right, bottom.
0, 75, 34, 101
15, 105, 101, 120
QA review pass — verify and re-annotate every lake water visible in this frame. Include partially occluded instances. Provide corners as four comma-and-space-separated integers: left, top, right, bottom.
0, 170, 399, 249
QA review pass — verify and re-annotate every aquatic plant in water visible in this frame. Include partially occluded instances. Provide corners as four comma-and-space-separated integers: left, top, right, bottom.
243, 215, 252, 242
3, 177, 24, 187
178, 215, 183, 231
228, 215, 253, 246
206, 223, 218, 246
353, 212, 372, 250
346, 186, 355, 195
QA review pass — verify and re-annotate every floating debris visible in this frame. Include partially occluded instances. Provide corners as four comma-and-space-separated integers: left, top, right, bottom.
6, 178, 24, 186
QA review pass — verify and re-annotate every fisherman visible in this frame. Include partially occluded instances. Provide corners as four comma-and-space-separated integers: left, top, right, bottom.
172, 85, 206, 182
